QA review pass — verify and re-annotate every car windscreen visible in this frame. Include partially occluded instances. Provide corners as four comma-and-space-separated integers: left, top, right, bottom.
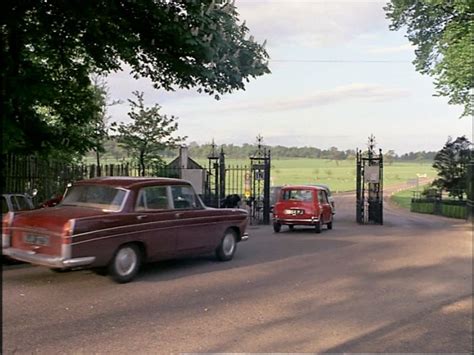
282, 189, 313, 202
60, 185, 127, 211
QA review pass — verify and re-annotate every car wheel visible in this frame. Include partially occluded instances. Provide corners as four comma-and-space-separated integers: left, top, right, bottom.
108, 244, 141, 283
288, 225, 294, 231
273, 222, 281, 233
216, 229, 237, 261
327, 220, 333, 230
314, 220, 322, 234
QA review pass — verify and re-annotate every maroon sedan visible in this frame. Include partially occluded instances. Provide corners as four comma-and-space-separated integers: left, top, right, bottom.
2, 177, 249, 283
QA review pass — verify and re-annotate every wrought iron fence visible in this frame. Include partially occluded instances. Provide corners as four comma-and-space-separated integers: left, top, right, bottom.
2, 155, 181, 206
3, 152, 273, 224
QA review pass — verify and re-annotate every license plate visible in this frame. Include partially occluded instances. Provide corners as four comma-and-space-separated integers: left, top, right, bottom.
284, 209, 304, 216
24, 234, 49, 246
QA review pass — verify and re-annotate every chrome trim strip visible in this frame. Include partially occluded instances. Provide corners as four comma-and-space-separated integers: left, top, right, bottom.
71, 215, 244, 238
241, 233, 249, 241
3, 248, 95, 268
71, 220, 235, 246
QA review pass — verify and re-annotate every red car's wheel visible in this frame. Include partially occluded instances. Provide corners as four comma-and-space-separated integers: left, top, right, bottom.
314, 220, 321, 234
273, 222, 281, 233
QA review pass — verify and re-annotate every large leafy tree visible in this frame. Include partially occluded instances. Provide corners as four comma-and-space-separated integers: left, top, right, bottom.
385, 0, 473, 117
432, 136, 471, 199
116, 91, 186, 176
1, 0, 270, 155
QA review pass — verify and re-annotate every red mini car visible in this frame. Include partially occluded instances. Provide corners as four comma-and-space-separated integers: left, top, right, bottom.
2, 177, 249, 283
272, 185, 334, 233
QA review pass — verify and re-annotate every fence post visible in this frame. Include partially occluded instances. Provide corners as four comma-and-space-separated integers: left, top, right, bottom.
219, 148, 226, 205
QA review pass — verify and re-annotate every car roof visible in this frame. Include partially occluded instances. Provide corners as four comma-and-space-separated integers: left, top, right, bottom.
272, 184, 330, 192
280, 185, 322, 191
74, 177, 190, 189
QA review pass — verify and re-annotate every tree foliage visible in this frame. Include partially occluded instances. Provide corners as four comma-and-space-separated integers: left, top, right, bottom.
89, 76, 122, 170
432, 136, 471, 199
115, 91, 186, 176
385, 0, 473, 116
1, 0, 270, 155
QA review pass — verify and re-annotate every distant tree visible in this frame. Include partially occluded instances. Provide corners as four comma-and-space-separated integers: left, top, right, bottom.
384, 150, 396, 166
432, 136, 471, 199
115, 91, 186, 176
385, 0, 473, 117
89, 76, 122, 173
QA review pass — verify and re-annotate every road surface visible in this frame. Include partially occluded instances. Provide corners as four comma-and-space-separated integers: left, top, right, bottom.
2, 191, 472, 353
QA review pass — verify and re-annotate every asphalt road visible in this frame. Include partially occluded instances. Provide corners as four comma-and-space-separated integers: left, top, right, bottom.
2, 191, 472, 354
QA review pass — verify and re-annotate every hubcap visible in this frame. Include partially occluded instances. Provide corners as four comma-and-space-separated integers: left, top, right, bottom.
115, 247, 137, 276
222, 233, 236, 256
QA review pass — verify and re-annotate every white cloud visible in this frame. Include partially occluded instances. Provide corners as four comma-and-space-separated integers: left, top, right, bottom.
368, 44, 414, 54
212, 83, 410, 113
236, 0, 388, 48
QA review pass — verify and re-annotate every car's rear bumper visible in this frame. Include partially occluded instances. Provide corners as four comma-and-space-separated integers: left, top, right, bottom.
3, 248, 95, 268
274, 217, 320, 225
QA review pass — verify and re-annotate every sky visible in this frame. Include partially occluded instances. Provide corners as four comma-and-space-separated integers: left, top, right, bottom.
105, 0, 472, 155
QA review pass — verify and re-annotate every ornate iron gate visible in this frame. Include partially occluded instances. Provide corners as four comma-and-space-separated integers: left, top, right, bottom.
203, 137, 271, 224
205, 141, 223, 208
356, 135, 383, 224
249, 136, 271, 225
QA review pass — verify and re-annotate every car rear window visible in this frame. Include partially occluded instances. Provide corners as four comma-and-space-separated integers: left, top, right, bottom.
281, 189, 313, 202
61, 185, 127, 211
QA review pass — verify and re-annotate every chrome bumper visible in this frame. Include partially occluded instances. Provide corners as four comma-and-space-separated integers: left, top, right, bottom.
274, 217, 320, 224
3, 248, 95, 268
241, 232, 249, 241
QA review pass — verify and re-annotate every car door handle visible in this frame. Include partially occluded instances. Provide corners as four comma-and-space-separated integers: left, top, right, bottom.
137, 215, 148, 220
175, 212, 183, 218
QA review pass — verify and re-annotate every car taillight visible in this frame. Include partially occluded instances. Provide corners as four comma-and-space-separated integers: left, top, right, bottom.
2, 212, 14, 248
61, 219, 75, 245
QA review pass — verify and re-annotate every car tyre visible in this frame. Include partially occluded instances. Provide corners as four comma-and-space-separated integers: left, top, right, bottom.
273, 222, 281, 233
327, 220, 333, 230
216, 229, 237, 261
314, 221, 322, 234
108, 244, 141, 283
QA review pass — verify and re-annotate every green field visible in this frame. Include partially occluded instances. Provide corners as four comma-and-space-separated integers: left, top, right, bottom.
197, 158, 435, 192
391, 188, 421, 209
89, 156, 435, 192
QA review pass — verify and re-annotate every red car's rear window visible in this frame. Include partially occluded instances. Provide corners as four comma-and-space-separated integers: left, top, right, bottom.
281, 189, 313, 202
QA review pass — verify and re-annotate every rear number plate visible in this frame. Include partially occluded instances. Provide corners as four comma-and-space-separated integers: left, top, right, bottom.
24, 234, 49, 246
284, 209, 304, 216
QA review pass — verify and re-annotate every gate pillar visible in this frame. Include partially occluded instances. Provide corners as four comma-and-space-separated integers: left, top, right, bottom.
356, 135, 383, 224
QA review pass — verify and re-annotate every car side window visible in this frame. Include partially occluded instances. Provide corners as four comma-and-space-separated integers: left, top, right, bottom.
171, 185, 201, 209
319, 190, 328, 204
15, 196, 31, 210
136, 186, 169, 211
